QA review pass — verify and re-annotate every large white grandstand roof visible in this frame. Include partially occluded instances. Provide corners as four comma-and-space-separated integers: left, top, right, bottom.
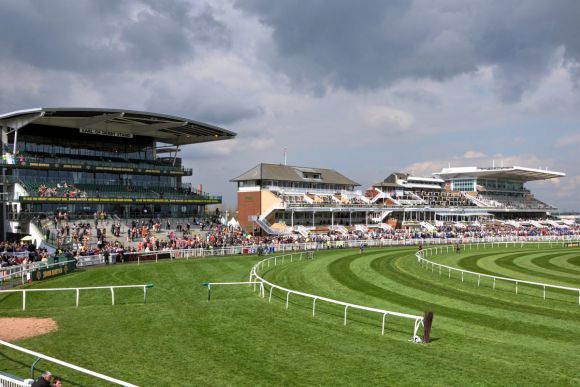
435, 166, 565, 182
0, 107, 236, 146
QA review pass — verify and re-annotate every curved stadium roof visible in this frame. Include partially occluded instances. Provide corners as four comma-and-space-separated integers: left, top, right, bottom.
435, 166, 565, 182
0, 107, 236, 146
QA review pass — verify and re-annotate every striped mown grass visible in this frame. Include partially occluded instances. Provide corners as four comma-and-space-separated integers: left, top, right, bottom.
0, 245, 578, 386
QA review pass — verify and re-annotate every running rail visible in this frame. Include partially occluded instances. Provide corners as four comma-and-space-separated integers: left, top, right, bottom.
247, 252, 425, 339
0, 339, 138, 386
415, 240, 580, 305
0, 284, 153, 310
0, 260, 76, 283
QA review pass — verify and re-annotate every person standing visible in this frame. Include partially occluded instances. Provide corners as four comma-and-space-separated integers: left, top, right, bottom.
31, 370, 52, 387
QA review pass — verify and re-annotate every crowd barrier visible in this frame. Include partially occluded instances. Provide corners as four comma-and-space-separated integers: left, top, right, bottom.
0, 372, 28, 387
415, 240, 580, 305
6, 236, 579, 288
70, 235, 580, 268
0, 260, 76, 289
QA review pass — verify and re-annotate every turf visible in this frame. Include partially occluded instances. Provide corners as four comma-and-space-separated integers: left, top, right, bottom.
0, 245, 579, 386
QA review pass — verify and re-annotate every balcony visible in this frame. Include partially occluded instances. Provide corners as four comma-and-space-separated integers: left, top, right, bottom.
15, 179, 221, 204
1, 153, 193, 176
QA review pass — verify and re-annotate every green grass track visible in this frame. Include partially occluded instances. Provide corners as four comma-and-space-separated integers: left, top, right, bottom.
0, 245, 578, 386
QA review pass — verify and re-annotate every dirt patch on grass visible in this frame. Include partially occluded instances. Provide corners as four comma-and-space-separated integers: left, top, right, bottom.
0, 318, 58, 342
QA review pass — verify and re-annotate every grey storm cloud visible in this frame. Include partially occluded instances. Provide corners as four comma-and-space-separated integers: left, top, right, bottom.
0, 0, 231, 73
144, 80, 264, 127
236, 0, 580, 101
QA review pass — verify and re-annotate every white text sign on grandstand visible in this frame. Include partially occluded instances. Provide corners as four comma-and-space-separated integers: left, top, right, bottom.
79, 128, 133, 138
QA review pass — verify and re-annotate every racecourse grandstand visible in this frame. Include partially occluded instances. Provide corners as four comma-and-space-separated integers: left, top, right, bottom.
233, 163, 565, 235
435, 166, 563, 211
0, 107, 236, 240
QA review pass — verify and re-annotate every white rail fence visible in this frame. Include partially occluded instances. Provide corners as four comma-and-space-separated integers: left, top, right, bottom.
0, 372, 28, 387
68, 235, 580, 267
415, 240, 580, 305
0, 260, 76, 288
208, 252, 425, 340
0, 284, 153, 310
1, 235, 574, 275
0, 339, 138, 386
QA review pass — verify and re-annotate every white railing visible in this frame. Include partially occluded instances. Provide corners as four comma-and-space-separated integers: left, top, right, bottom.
0, 373, 28, 387
247, 252, 425, 339
0, 339, 138, 386
415, 240, 580, 305
0, 260, 77, 287
266, 186, 364, 197
28, 235, 580, 272
0, 284, 153, 310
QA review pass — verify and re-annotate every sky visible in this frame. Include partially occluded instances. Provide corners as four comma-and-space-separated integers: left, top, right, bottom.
1, 0, 579, 211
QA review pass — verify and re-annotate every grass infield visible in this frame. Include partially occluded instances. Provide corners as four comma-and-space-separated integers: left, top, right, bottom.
0, 244, 579, 386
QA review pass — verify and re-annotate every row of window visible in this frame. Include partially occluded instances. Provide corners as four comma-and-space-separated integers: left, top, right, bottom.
16, 139, 155, 161
14, 169, 178, 187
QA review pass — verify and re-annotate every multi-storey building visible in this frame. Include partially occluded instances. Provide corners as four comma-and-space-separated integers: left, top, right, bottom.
233, 163, 565, 235
0, 107, 236, 239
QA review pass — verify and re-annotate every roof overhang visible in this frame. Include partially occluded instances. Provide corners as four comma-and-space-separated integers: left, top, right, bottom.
0, 107, 236, 146
434, 166, 565, 182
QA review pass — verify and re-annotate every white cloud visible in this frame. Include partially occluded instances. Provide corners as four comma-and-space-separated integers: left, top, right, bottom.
361, 105, 415, 131
554, 132, 580, 147
0, 0, 579, 210
463, 150, 487, 159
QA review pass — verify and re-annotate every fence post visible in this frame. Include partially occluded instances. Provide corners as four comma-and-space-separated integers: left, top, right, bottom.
286, 292, 290, 309
543, 285, 546, 300
110, 287, 115, 305
269, 286, 273, 303
344, 305, 348, 326
76, 289, 80, 308
312, 298, 317, 317
381, 313, 387, 335
22, 290, 26, 311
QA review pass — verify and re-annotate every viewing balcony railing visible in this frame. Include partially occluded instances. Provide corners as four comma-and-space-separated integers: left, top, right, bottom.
13, 179, 221, 202
0, 154, 193, 175
265, 186, 364, 197
282, 201, 554, 210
